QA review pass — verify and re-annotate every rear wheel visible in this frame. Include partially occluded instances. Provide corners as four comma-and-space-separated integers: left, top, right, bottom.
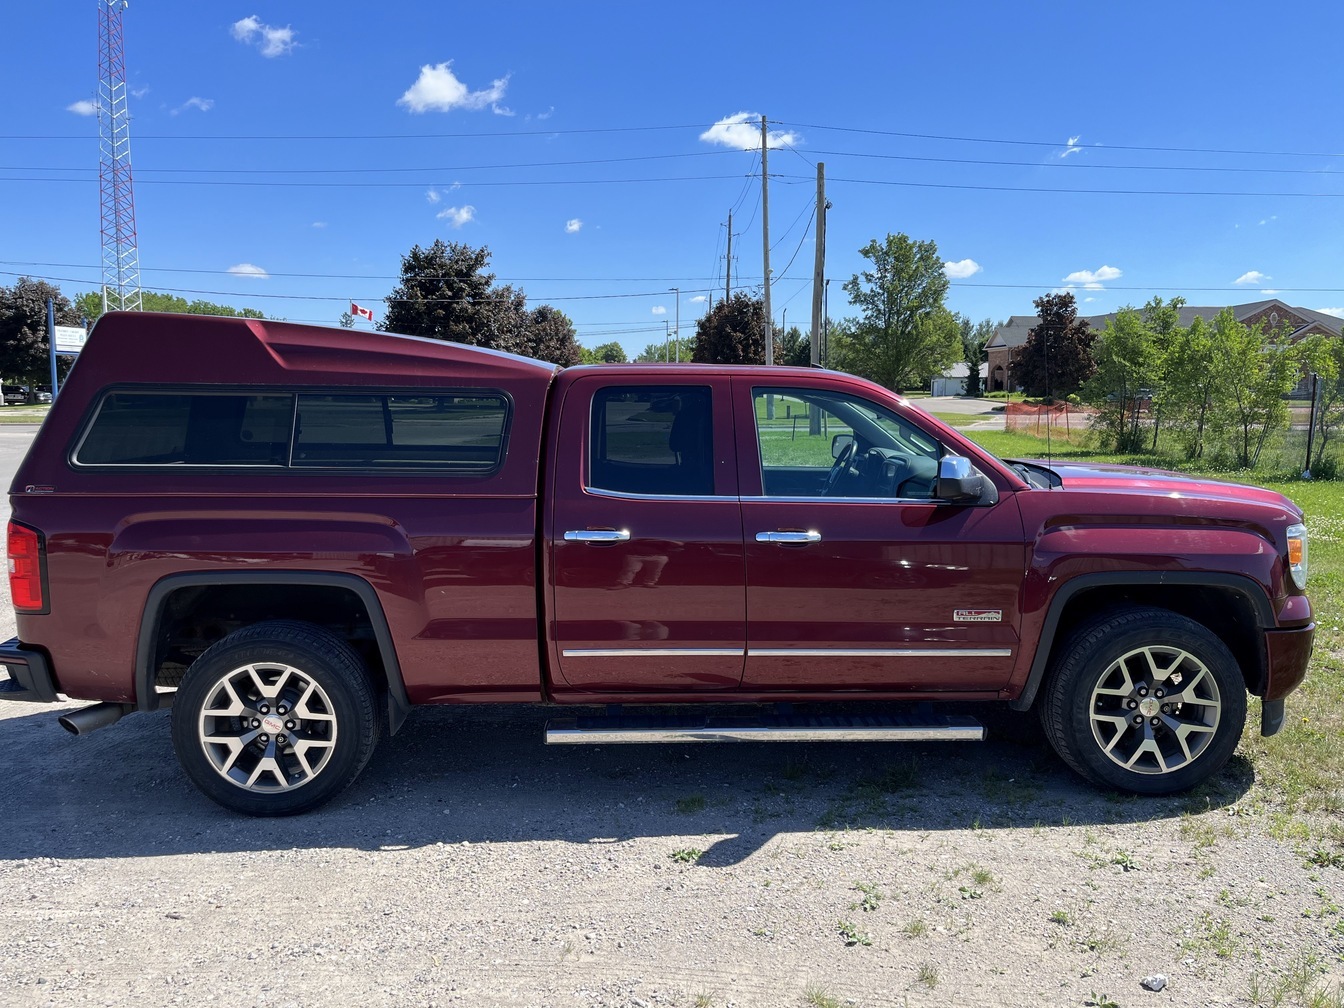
1040, 607, 1246, 794
170, 621, 380, 816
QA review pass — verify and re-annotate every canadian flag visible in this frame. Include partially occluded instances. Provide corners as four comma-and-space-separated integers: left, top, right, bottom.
351, 302, 374, 321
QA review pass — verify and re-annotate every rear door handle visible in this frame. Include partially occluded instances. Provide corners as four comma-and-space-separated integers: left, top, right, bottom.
564, 529, 631, 544
755, 531, 822, 544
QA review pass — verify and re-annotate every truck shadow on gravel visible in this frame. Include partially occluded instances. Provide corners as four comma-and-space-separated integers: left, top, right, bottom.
0, 702, 1253, 864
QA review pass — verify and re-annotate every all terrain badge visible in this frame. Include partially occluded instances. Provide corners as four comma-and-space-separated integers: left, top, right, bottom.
954, 609, 1003, 622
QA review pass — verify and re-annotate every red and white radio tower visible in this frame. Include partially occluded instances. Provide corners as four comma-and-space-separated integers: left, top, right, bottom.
97, 0, 142, 312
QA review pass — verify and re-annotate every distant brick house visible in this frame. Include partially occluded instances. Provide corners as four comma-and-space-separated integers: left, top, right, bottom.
985, 298, 1341, 395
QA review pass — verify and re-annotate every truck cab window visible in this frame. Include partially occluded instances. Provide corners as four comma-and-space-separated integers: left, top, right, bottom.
589, 385, 713, 496
752, 387, 941, 499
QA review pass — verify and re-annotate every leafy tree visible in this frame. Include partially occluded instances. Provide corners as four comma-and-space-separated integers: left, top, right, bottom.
338, 311, 354, 328
957, 316, 995, 397
1012, 292, 1096, 399
633, 342, 668, 363
74, 290, 266, 324
841, 233, 960, 391
0, 278, 81, 383
1083, 297, 1179, 452
515, 305, 583, 367
691, 292, 767, 364
778, 325, 811, 367
1162, 315, 1219, 458
1303, 334, 1344, 475
581, 341, 628, 364
380, 239, 506, 344
1205, 309, 1299, 468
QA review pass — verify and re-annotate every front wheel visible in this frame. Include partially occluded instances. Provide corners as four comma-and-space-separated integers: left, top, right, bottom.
1040, 607, 1246, 794
170, 621, 381, 816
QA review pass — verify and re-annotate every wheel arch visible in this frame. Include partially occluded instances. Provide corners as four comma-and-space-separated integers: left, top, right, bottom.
1010, 572, 1273, 711
135, 571, 412, 734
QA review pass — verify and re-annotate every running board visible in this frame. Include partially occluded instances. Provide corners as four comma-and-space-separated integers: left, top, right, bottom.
545, 709, 984, 745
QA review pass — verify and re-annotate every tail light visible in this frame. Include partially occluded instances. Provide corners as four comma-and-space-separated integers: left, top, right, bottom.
7, 521, 46, 613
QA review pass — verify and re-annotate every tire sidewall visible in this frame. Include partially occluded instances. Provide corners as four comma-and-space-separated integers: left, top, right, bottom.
170, 623, 378, 816
1046, 610, 1247, 795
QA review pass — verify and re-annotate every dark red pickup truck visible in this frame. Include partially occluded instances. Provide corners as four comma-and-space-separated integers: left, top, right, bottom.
0, 312, 1315, 814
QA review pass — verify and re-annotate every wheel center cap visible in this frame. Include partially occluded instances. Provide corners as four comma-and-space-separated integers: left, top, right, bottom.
1138, 697, 1160, 718
261, 714, 285, 734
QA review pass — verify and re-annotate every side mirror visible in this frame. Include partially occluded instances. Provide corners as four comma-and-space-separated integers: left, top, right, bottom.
831, 433, 855, 459
936, 455, 984, 504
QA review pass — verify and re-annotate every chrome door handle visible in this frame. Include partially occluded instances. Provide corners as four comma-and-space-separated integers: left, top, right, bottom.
755, 531, 822, 544
564, 529, 631, 543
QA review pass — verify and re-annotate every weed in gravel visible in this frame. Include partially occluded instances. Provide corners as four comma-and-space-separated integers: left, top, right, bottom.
674, 794, 706, 815
1182, 912, 1237, 958
837, 920, 872, 946
1111, 849, 1140, 872
803, 984, 842, 1008
1085, 992, 1119, 1008
1250, 954, 1344, 1007
1306, 845, 1344, 870
781, 759, 809, 781
958, 884, 984, 901
1049, 910, 1072, 926
902, 917, 927, 938
1078, 928, 1127, 957
971, 866, 998, 888
915, 963, 939, 988
693, 994, 714, 1008
850, 881, 882, 912
1179, 813, 1220, 849
670, 847, 703, 864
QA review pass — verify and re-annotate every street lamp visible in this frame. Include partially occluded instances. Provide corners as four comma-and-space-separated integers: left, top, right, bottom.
669, 287, 680, 363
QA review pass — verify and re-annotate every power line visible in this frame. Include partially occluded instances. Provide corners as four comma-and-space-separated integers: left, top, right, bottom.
0, 123, 712, 142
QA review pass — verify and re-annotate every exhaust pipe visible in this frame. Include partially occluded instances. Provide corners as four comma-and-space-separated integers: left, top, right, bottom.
58, 702, 134, 736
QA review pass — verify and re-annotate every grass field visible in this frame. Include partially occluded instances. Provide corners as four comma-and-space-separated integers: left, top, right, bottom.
962, 426, 1344, 846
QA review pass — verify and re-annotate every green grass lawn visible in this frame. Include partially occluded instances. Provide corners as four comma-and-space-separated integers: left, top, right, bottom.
963, 427, 1344, 835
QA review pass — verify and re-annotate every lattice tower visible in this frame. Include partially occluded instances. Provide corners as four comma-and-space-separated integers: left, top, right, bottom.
97, 0, 142, 312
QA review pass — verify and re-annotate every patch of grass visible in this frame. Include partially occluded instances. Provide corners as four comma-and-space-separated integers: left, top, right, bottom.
1049, 909, 1072, 926
693, 994, 714, 1008
971, 866, 998, 888
1250, 954, 1344, 1008
802, 984, 842, 1008
669, 847, 703, 864
1179, 814, 1220, 849
915, 962, 939, 988
674, 794, 706, 815
902, 917, 927, 938
837, 920, 872, 947
1182, 912, 1237, 959
851, 881, 882, 913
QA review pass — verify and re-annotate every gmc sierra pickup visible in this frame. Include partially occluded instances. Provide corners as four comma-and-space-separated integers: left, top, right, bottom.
0, 312, 1315, 815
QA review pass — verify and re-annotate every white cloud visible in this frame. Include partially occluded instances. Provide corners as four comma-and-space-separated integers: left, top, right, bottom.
652, 305, 667, 316
172, 96, 214, 115
311, 221, 327, 229
131, 86, 150, 99
67, 99, 100, 116
943, 258, 982, 280
1259, 215, 1278, 225
398, 62, 509, 114
1060, 135, 1083, 158
699, 112, 801, 150
565, 218, 582, 233
227, 263, 268, 279
426, 189, 441, 204
690, 295, 707, 304
231, 16, 296, 58
1234, 270, 1269, 285
1261, 289, 1280, 295
437, 205, 475, 228
1316, 307, 1344, 319
1062, 265, 1122, 289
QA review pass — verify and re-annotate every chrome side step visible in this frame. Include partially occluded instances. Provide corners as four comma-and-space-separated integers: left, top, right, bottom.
545, 710, 984, 745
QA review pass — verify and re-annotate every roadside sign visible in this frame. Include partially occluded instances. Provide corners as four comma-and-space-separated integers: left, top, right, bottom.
53, 326, 88, 355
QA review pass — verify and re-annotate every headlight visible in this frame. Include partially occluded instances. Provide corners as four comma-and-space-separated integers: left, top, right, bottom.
1286, 522, 1308, 590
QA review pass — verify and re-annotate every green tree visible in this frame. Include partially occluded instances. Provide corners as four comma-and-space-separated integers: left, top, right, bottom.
516, 305, 583, 367
841, 233, 959, 391
0, 278, 81, 384
581, 341, 628, 364
1303, 334, 1344, 475
74, 290, 267, 324
691, 292, 766, 364
957, 316, 995, 397
778, 325, 811, 367
1205, 309, 1299, 468
1162, 315, 1219, 458
1083, 297, 1179, 452
380, 239, 505, 344
338, 311, 354, 328
1011, 292, 1096, 399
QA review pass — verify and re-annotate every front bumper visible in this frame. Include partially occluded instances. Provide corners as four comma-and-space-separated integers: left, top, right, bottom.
0, 638, 59, 703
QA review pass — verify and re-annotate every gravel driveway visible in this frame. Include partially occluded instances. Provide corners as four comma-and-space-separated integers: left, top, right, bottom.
0, 426, 1339, 1008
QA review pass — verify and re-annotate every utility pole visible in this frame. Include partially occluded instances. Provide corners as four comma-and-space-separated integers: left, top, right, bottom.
810, 162, 827, 369
760, 116, 773, 368
726, 213, 734, 299
669, 287, 680, 363
98, 0, 142, 312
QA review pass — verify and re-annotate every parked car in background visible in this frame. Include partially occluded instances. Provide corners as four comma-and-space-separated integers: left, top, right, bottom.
29, 386, 52, 404
1, 385, 29, 406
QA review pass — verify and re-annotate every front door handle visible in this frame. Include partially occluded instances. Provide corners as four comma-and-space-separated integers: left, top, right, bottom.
564, 529, 631, 544
755, 531, 822, 544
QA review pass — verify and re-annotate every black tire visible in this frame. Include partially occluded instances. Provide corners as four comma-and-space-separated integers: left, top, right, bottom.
170, 620, 381, 816
1039, 606, 1247, 795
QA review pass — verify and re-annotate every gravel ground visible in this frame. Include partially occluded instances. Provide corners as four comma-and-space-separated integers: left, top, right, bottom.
1, 426, 1341, 1008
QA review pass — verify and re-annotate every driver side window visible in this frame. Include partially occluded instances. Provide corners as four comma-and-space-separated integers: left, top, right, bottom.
752, 387, 941, 499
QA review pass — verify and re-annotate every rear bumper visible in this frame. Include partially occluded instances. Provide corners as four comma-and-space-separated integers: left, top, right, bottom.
0, 639, 59, 704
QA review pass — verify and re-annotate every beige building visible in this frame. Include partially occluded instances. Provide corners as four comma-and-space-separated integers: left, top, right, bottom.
985, 298, 1341, 394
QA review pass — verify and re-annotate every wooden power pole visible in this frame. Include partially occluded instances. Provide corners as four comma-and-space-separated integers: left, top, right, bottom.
810, 162, 826, 368
761, 116, 773, 368
725, 210, 732, 301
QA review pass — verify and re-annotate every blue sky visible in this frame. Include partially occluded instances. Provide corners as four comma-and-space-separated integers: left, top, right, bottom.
4, 2, 1344, 359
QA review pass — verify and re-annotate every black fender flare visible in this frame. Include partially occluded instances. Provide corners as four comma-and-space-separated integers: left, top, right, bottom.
1009, 571, 1274, 711
135, 571, 412, 734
